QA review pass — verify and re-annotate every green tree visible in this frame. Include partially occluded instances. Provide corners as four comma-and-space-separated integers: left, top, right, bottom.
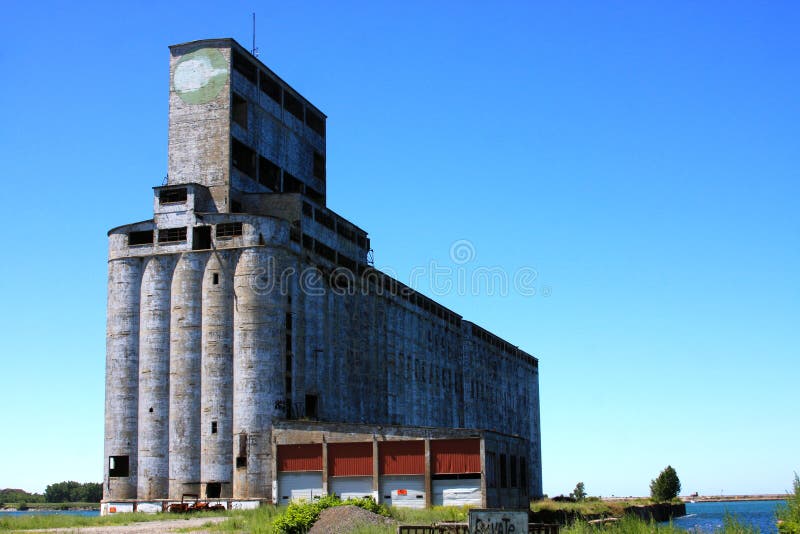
44, 481, 102, 503
777, 473, 800, 533
570, 482, 587, 501
650, 465, 681, 502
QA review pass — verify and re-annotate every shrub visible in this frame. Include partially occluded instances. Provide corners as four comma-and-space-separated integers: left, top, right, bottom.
778, 473, 800, 534
650, 466, 681, 502
272, 496, 390, 533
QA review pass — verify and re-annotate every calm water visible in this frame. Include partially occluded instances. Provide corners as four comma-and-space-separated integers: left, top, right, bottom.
0, 509, 99, 517
671, 500, 786, 533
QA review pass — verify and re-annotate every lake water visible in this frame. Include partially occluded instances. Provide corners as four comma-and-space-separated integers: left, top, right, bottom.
0, 509, 100, 517
671, 500, 786, 533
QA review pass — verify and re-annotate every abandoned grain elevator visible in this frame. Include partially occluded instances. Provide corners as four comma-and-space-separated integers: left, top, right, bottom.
104, 38, 541, 512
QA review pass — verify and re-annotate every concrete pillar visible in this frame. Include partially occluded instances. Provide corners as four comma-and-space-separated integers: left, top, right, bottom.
321, 438, 328, 495
372, 437, 379, 502
168, 253, 205, 498
138, 255, 175, 499
105, 257, 143, 500
479, 437, 487, 508
424, 438, 431, 508
233, 247, 282, 499
201, 252, 234, 498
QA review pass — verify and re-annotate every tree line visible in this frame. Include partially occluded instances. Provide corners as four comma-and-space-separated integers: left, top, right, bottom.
0, 481, 102, 503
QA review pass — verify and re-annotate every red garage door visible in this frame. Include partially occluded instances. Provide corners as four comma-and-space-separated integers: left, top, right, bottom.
380, 440, 425, 475
278, 444, 323, 472
431, 439, 480, 474
328, 442, 373, 476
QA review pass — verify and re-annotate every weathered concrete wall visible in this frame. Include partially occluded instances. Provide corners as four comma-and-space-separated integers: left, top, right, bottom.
201, 252, 235, 498
137, 256, 176, 499
105, 257, 143, 500
168, 253, 205, 497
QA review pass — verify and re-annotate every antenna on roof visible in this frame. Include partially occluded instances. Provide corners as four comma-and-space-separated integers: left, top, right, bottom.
251, 12, 259, 57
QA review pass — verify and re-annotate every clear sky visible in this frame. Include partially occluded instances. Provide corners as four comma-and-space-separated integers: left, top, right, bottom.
0, 1, 797, 498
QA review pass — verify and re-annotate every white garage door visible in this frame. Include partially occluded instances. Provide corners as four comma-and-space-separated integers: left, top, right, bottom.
379, 475, 425, 508
277, 472, 324, 504
432, 478, 481, 506
329, 476, 373, 500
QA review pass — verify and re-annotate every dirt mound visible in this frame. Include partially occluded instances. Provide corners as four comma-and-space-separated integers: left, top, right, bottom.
309, 505, 396, 534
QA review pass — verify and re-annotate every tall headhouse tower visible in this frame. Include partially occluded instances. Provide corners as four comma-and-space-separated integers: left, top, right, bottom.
104, 38, 541, 512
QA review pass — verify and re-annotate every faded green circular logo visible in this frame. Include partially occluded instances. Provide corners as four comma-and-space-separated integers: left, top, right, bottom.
172, 48, 229, 105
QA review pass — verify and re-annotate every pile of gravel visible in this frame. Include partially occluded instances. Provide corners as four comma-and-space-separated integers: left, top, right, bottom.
308, 505, 396, 534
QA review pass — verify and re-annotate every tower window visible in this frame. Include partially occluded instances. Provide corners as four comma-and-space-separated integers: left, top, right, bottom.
231, 138, 256, 177
158, 227, 187, 243
211, 421, 218, 434
259, 156, 281, 190
159, 188, 187, 204
283, 171, 303, 193
212, 273, 219, 285
259, 71, 282, 103
128, 230, 153, 246
305, 394, 318, 419
313, 151, 326, 181
306, 109, 325, 137
232, 93, 248, 130
283, 91, 304, 121
232, 49, 256, 83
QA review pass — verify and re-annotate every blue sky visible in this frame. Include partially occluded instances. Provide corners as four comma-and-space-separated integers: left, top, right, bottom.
0, 1, 797, 497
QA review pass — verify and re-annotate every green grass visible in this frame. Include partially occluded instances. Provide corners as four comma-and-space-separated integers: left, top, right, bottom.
0, 510, 229, 531
387, 505, 468, 524
562, 514, 758, 534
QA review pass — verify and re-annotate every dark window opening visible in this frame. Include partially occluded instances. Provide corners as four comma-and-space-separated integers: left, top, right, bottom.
305, 394, 318, 419
212, 272, 219, 285
149, 407, 153, 413
283, 91, 304, 121
193, 226, 211, 250
510, 455, 518, 488
302, 234, 314, 250
211, 421, 218, 434
158, 227, 187, 243
159, 187, 187, 204
283, 171, 303, 193
231, 138, 256, 177
232, 50, 256, 83
315, 241, 336, 263
128, 230, 153, 246
306, 187, 324, 205
500, 454, 508, 488
236, 433, 247, 468
230, 199, 243, 213
259, 71, 282, 103
306, 109, 325, 137
290, 225, 301, 243
302, 202, 313, 217
109, 455, 130, 477
216, 222, 243, 238
259, 156, 281, 190
314, 209, 335, 231
313, 151, 326, 181
285, 333, 292, 351
232, 93, 248, 130
206, 482, 221, 499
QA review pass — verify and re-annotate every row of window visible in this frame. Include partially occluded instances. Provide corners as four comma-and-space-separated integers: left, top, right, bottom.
232, 49, 326, 138
470, 323, 536, 367
487, 452, 528, 492
232, 137, 325, 205
301, 202, 368, 249
127, 223, 243, 247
